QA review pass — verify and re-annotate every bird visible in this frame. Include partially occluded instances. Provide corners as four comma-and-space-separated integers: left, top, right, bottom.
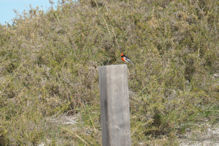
121, 53, 134, 65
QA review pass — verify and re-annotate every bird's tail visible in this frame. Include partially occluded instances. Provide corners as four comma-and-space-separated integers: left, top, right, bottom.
127, 58, 134, 65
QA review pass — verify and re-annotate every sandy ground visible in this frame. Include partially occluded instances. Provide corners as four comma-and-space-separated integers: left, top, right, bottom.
179, 123, 219, 146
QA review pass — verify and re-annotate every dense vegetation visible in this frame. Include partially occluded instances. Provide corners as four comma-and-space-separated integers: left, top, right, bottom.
0, 0, 218, 145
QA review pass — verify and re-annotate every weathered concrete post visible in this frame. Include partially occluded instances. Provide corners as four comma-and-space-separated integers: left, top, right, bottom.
98, 64, 131, 146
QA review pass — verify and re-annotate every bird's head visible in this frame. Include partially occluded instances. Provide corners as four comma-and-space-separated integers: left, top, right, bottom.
121, 52, 124, 57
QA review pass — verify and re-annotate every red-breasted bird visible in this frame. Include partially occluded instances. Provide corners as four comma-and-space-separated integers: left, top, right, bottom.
121, 53, 134, 65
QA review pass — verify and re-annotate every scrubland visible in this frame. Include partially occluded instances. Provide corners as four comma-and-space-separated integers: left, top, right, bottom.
0, 0, 218, 145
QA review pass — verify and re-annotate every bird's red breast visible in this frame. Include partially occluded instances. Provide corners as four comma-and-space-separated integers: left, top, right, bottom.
121, 52, 125, 62
121, 57, 125, 62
